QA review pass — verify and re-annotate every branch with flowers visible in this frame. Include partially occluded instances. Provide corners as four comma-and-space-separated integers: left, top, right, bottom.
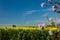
41, 0, 60, 13
39, 0, 60, 30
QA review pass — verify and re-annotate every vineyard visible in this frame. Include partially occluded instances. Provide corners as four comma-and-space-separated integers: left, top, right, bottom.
0, 26, 60, 40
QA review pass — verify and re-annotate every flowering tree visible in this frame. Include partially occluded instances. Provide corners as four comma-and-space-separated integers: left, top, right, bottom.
41, 0, 60, 13
41, 0, 60, 27
41, 0, 60, 18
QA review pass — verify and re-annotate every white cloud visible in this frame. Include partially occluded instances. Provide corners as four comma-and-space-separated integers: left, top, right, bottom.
23, 10, 39, 16
42, 8, 52, 11
43, 13, 49, 17
25, 19, 48, 26
24, 20, 40, 26
25, 10, 37, 14
23, 8, 52, 17
25, 21, 30, 25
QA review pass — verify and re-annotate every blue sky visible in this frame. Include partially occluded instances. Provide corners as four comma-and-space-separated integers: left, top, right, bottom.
0, 0, 60, 26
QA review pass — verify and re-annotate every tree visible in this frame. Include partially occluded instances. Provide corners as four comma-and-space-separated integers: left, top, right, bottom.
41, 0, 60, 27
41, 0, 60, 13
12, 25, 16, 27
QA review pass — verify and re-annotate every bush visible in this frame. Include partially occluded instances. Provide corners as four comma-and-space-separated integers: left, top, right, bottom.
47, 25, 55, 27
0, 28, 60, 40
12, 25, 16, 27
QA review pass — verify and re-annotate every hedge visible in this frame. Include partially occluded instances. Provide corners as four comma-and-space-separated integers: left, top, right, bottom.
0, 28, 60, 40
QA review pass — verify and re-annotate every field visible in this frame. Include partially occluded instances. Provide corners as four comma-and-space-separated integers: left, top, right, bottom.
0, 26, 60, 40
0, 26, 59, 30
0, 26, 58, 30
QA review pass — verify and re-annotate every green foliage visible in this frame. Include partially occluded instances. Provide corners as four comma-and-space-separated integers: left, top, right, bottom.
0, 28, 60, 40
46, 25, 55, 27
12, 25, 16, 27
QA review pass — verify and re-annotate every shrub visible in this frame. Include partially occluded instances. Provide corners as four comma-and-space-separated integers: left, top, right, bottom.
12, 25, 16, 27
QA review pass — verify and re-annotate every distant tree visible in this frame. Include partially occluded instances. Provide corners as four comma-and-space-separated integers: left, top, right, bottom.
12, 25, 16, 27
5, 27, 7, 29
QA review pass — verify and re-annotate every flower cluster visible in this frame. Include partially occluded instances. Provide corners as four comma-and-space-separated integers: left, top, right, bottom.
41, 3, 46, 8
38, 17, 59, 31
39, 0, 60, 36
40, 0, 60, 28
49, 18, 53, 24
47, 0, 52, 2
48, 30, 53, 36
41, 0, 60, 13
38, 23, 47, 29
48, 18, 59, 28
52, 5, 58, 12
